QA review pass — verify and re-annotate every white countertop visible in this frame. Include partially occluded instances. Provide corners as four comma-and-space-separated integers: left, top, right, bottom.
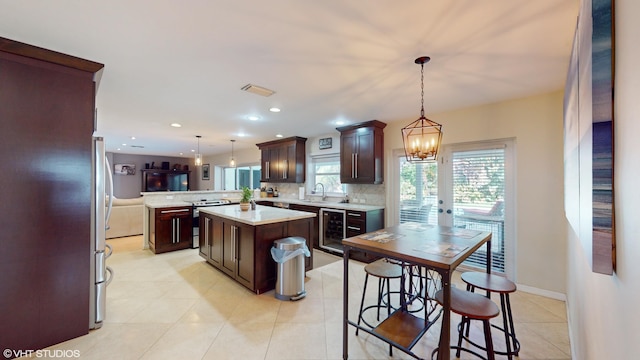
256, 198, 385, 211
145, 201, 192, 209
198, 204, 316, 226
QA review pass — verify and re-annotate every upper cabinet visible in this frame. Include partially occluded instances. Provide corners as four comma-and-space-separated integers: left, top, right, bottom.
256, 136, 307, 183
337, 120, 386, 184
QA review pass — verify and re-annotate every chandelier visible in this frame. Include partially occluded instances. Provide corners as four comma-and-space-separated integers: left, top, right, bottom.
401, 56, 443, 162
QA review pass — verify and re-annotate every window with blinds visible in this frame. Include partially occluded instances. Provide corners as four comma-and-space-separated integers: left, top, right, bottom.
451, 148, 506, 273
311, 155, 344, 194
399, 160, 437, 225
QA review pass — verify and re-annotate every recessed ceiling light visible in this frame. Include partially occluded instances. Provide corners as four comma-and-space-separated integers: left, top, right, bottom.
171, 123, 182, 128
179, 152, 183, 155
191, 149, 195, 153
276, 134, 283, 138
130, 136, 136, 140
335, 120, 345, 125
247, 115, 260, 121
116, 148, 121, 151
238, 133, 246, 137
122, 143, 127, 146
269, 107, 281, 113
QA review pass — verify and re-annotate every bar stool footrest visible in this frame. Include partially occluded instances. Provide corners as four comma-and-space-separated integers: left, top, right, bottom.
457, 322, 521, 356
431, 346, 492, 360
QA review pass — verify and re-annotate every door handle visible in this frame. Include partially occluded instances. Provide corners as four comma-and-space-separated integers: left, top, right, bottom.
446, 209, 452, 214
354, 153, 358, 178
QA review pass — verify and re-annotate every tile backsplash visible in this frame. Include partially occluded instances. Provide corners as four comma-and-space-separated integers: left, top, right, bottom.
259, 183, 385, 206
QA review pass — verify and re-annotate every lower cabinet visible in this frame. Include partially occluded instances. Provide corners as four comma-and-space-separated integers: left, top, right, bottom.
199, 213, 313, 294
345, 209, 384, 263
149, 206, 192, 254
220, 219, 255, 290
288, 203, 320, 250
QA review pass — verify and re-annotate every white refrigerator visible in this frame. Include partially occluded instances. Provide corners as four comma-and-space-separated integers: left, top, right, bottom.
90, 136, 114, 329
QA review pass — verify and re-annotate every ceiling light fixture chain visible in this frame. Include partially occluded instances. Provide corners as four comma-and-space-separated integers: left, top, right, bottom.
401, 56, 443, 163
420, 58, 425, 118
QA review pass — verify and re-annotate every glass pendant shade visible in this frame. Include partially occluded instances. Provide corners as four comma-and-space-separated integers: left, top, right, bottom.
402, 56, 443, 162
229, 139, 236, 167
195, 135, 202, 166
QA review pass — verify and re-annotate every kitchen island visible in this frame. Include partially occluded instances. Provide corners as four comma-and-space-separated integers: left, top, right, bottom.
198, 205, 316, 294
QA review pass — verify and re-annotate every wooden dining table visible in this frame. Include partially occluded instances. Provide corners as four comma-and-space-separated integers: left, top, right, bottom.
342, 222, 492, 360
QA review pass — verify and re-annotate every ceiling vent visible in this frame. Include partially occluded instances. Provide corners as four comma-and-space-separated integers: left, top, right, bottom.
130, 145, 145, 148
241, 84, 276, 97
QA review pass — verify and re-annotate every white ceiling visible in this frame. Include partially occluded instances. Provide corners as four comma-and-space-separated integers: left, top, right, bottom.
0, 0, 578, 157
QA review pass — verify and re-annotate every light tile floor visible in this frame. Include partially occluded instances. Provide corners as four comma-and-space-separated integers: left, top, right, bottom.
33, 236, 571, 359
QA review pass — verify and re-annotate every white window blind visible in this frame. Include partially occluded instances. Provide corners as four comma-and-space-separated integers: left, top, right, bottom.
451, 148, 506, 273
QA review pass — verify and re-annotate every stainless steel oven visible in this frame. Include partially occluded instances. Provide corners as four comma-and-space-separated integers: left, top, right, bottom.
319, 208, 346, 253
191, 199, 233, 248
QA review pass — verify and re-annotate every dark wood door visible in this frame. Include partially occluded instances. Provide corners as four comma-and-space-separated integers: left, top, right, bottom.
260, 148, 270, 181
209, 216, 223, 266
0, 38, 103, 352
199, 215, 210, 259
154, 210, 174, 250
235, 222, 255, 289
354, 128, 375, 183
269, 147, 283, 181
176, 211, 192, 246
220, 220, 236, 277
288, 204, 319, 250
340, 130, 357, 183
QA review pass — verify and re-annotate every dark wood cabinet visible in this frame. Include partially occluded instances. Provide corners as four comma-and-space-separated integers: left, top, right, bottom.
199, 212, 313, 293
149, 207, 192, 254
199, 214, 223, 266
256, 136, 307, 183
345, 209, 385, 263
0, 37, 104, 351
219, 218, 255, 289
289, 203, 320, 251
337, 120, 386, 184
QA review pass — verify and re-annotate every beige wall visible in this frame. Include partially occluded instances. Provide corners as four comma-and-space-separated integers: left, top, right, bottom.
385, 91, 567, 294
566, 0, 640, 358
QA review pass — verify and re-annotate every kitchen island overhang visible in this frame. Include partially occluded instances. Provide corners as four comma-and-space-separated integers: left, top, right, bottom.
198, 205, 316, 294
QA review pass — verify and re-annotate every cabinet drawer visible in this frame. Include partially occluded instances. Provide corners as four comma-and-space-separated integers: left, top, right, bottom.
156, 207, 191, 220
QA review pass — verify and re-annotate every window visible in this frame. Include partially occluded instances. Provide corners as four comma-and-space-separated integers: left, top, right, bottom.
447, 147, 507, 273
310, 155, 344, 194
224, 164, 261, 190
399, 159, 438, 225
395, 139, 515, 276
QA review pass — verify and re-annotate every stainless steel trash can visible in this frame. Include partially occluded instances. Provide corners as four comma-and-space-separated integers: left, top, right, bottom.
272, 237, 308, 301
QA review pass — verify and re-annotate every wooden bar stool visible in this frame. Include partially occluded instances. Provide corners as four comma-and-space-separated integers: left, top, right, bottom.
432, 287, 499, 360
461, 272, 520, 360
356, 259, 403, 355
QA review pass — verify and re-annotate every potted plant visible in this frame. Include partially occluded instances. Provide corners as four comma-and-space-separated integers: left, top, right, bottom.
239, 186, 252, 211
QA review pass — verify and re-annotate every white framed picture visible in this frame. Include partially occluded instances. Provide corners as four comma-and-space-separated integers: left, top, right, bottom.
114, 163, 136, 175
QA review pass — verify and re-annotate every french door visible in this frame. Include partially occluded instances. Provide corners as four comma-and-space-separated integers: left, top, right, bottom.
397, 139, 514, 276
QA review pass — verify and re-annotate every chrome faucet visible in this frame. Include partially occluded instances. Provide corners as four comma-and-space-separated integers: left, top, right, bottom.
313, 183, 326, 201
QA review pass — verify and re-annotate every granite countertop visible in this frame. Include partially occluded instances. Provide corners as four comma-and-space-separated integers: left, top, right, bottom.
198, 204, 316, 226
255, 197, 384, 211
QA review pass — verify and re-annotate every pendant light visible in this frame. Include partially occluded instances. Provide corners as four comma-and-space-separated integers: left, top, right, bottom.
401, 56, 443, 162
194, 135, 202, 166
229, 139, 236, 168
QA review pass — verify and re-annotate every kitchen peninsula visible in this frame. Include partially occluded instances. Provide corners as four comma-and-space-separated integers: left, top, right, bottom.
198, 205, 315, 294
